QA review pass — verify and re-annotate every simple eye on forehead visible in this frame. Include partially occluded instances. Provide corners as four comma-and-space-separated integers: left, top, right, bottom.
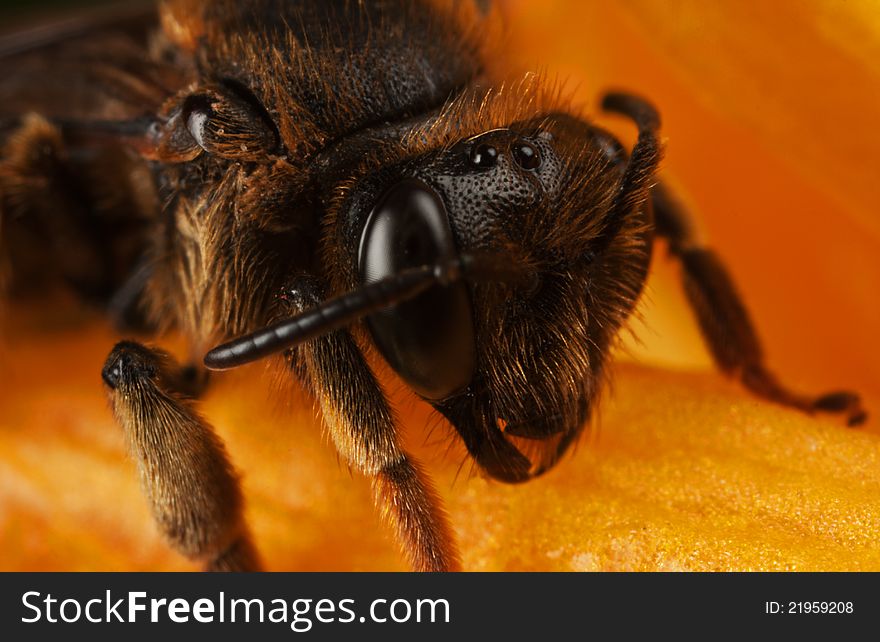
465, 130, 543, 172
512, 141, 541, 170
469, 142, 498, 168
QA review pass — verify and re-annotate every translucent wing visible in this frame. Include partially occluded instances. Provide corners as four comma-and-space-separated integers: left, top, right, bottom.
0, 1, 184, 125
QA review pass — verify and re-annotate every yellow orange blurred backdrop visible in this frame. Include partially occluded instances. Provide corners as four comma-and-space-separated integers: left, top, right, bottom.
502, 0, 880, 392
0, 0, 879, 571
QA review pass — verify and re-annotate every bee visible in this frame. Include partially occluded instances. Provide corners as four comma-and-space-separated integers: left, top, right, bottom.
0, 0, 866, 572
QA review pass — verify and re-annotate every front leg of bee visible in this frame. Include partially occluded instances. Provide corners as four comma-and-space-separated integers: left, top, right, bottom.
281, 276, 460, 572
651, 183, 867, 426
101, 341, 261, 571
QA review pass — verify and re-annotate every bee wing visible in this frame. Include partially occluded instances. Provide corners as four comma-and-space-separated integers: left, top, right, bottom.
0, 1, 186, 125
0, 1, 156, 59
0, 2, 187, 309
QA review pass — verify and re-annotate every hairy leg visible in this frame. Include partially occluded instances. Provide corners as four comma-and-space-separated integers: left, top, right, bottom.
282, 276, 460, 572
102, 341, 261, 571
0, 114, 115, 298
651, 183, 866, 426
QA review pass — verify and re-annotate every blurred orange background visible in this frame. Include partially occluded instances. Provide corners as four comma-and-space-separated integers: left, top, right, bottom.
0, 0, 879, 571
503, 0, 880, 394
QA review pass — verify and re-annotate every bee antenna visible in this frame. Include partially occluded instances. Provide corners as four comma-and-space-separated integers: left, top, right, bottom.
204, 263, 459, 370
204, 261, 469, 370
594, 91, 663, 253
204, 252, 538, 370
601, 92, 661, 132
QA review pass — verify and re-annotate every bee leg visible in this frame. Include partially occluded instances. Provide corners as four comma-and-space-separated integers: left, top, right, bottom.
101, 341, 261, 571
652, 183, 867, 426
106, 258, 157, 333
281, 276, 460, 572
0, 114, 115, 299
472, 0, 493, 15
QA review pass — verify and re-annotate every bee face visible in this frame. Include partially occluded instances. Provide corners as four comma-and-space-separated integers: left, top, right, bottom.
349, 113, 652, 480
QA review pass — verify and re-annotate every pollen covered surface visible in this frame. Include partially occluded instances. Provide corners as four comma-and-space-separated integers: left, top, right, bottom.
449, 366, 880, 572
1, 311, 879, 571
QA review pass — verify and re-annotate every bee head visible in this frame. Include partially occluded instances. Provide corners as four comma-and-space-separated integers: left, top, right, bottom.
204, 87, 661, 483
349, 100, 660, 481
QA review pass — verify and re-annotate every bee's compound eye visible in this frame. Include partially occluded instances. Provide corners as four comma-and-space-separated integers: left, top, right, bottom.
359, 179, 476, 401
512, 141, 541, 170
469, 143, 498, 169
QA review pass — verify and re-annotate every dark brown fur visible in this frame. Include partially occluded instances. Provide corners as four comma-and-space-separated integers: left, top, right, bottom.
102, 341, 261, 571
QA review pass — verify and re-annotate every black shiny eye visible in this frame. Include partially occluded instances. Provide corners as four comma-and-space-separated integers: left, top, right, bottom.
512, 141, 541, 170
469, 143, 498, 169
359, 179, 476, 401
